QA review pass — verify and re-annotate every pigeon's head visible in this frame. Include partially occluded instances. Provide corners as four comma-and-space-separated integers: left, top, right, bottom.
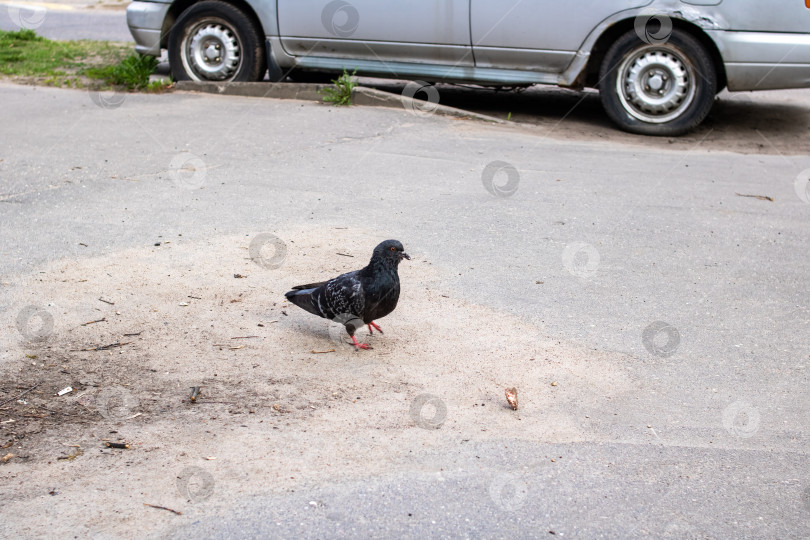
374, 239, 410, 265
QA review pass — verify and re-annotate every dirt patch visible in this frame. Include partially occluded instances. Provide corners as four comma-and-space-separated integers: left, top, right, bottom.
0, 227, 633, 536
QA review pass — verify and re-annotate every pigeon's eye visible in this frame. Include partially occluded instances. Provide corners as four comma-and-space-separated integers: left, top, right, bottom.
390, 246, 396, 251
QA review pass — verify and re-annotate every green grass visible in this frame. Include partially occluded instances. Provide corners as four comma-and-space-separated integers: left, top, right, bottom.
0, 29, 165, 90
320, 68, 358, 106
86, 53, 159, 90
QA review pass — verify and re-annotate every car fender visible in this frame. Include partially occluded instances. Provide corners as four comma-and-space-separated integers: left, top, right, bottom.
560, 0, 728, 87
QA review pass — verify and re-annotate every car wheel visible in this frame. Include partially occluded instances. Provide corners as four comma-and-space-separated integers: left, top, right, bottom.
599, 28, 716, 136
169, 1, 266, 82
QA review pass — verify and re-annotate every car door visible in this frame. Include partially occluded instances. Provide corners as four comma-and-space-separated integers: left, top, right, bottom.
277, 0, 474, 66
470, 0, 650, 73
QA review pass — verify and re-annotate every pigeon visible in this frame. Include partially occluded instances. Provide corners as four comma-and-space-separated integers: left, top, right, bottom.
284, 239, 410, 350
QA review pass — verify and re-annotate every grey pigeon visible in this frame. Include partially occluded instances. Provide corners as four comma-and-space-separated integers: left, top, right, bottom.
284, 240, 410, 350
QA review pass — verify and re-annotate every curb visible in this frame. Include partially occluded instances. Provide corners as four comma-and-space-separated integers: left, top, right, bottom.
174, 81, 327, 101
173, 81, 506, 124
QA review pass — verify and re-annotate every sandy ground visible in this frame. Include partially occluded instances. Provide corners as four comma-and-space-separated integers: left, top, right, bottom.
0, 227, 636, 537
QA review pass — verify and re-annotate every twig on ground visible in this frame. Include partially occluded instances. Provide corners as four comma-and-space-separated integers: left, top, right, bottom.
31, 404, 67, 415
0, 381, 42, 407
105, 442, 129, 449
80, 318, 106, 326
735, 193, 773, 201
99, 298, 115, 305
71, 342, 130, 352
143, 503, 182, 515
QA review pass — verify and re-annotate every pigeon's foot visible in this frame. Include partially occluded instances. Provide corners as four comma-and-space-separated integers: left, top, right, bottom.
350, 335, 373, 350
367, 321, 383, 335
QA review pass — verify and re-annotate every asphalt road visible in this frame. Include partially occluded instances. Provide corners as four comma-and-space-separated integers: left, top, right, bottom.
2, 7, 808, 158
0, 2, 131, 41
1, 82, 809, 537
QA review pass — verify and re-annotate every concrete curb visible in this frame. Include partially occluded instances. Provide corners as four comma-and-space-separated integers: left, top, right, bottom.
173, 81, 506, 124
352, 86, 505, 123
174, 81, 327, 101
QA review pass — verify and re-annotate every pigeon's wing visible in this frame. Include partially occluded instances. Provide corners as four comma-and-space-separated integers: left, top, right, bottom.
311, 271, 366, 321
291, 281, 328, 291
284, 285, 323, 318
285, 271, 365, 321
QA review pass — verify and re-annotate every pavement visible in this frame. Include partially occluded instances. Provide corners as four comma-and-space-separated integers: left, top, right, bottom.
2, 4, 807, 158
174, 440, 809, 539
0, 0, 132, 41
1, 82, 809, 537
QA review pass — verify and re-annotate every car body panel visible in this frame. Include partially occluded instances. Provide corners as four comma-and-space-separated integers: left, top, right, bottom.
470, 0, 650, 73
127, 0, 810, 92
278, 0, 473, 65
712, 1, 810, 33
290, 52, 562, 85
126, 0, 171, 55
466, 47, 576, 74
277, 38, 474, 67
709, 30, 810, 90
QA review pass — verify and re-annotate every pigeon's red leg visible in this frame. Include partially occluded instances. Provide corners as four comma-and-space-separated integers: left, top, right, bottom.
368, 321, 383, 334
350, 335, 372, 350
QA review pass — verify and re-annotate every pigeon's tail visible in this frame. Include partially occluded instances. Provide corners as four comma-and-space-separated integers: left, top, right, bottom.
284, 288, 323, 318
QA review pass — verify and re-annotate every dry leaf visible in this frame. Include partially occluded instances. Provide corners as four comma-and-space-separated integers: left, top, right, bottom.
505, 387, 518, 410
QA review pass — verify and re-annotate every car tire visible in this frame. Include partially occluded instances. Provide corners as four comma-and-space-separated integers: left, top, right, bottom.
599, 28, 716, 136
169, 1, 266, 82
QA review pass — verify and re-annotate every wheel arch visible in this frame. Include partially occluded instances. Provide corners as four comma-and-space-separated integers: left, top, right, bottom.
160, 0, 265, 51
583, 17, 727, 92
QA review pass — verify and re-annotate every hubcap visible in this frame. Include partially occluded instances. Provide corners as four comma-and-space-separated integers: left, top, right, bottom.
616, 46, 696, 124
182, 20, 241, 81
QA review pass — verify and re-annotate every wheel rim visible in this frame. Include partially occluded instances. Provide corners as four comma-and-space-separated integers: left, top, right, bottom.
181, 18, 241, 81
616, 46, 696, 124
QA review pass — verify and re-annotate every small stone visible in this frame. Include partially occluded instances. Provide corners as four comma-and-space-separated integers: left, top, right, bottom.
551, 381, 558, 387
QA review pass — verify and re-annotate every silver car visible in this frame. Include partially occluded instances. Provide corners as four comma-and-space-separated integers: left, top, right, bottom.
126, 0, 810, 135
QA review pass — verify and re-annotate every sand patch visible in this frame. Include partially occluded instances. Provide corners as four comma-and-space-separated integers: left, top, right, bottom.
0, 226, 634, 536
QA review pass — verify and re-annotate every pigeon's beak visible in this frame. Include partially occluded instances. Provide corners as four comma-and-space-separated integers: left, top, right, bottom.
400, 252, 410, 261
